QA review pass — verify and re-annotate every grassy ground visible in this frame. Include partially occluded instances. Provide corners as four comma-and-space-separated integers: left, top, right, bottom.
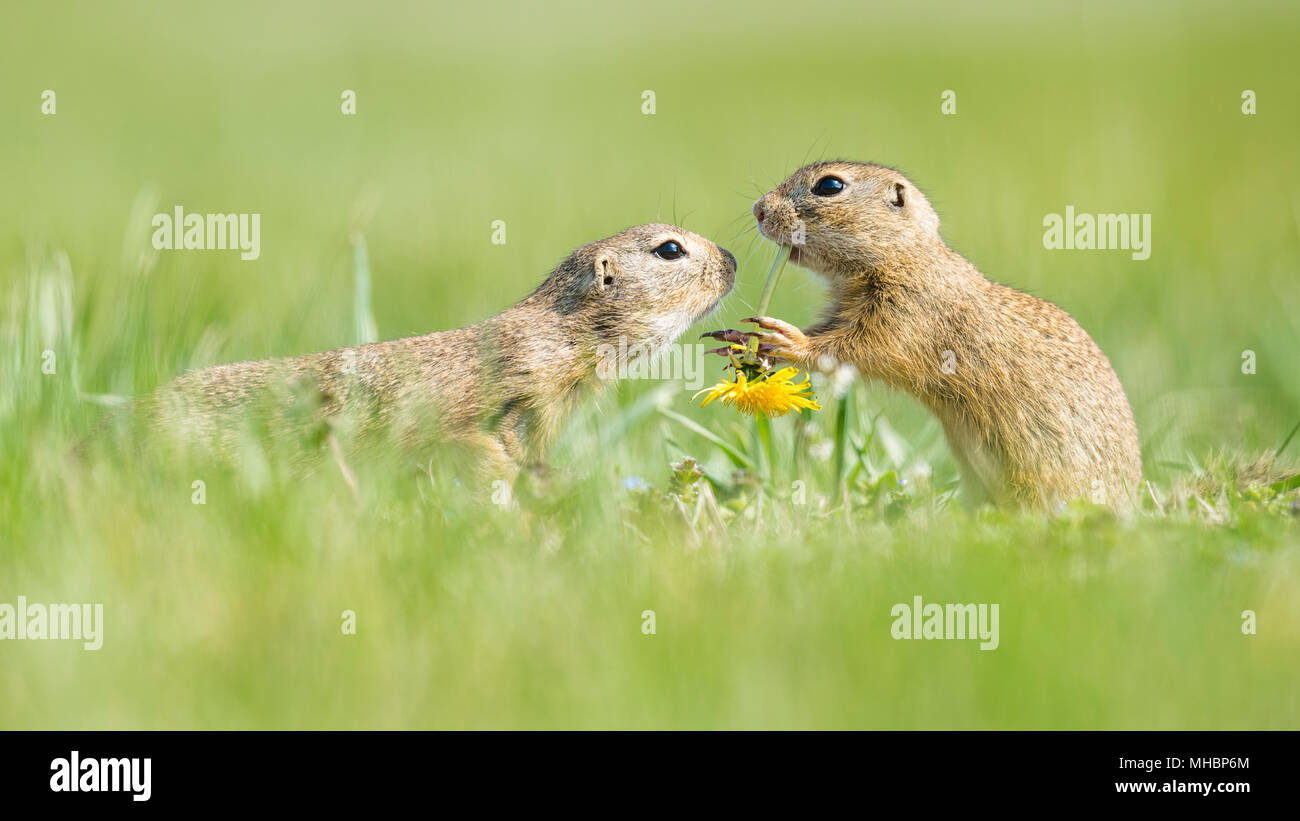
1, 0, 1298, 728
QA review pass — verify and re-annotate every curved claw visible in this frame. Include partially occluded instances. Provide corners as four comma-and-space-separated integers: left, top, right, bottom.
700, 329, 758, 345
704, 346, 736, 356
743, 316, 803, 337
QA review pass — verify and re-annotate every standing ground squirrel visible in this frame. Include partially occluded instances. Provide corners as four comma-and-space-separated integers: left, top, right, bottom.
138, 224, 735, 480
710, 161, 1141, 510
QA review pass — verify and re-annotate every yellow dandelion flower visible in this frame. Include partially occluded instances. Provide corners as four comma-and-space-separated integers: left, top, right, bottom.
694, 366, 822, 418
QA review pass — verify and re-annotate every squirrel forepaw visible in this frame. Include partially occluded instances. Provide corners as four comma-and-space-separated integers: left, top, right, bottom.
744, 316, 814, 368
700, 329, 757, 354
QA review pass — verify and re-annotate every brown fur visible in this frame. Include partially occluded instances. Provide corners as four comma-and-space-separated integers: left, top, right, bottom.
745, 161, 1141, 510
139, 224, 735, 479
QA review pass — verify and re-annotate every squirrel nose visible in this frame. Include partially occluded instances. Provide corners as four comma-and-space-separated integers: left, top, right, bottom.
720, 248, 737, 271
753, 201, 766, 224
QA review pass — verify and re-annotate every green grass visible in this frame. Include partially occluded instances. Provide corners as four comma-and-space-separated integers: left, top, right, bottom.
1, 0, 1298, 729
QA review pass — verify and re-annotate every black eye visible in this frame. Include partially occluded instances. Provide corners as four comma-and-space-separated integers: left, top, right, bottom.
811, 176, 846, 197
653, 240, 686, 260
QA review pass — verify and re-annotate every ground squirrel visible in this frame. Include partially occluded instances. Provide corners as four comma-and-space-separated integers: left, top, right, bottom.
709, 161, 1141, 510
137, 224, 736, 481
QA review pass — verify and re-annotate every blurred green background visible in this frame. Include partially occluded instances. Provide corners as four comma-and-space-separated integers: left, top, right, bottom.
1, 0, 1297, 728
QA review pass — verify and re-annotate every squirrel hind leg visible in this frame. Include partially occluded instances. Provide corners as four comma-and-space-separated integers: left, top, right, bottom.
461, 431, 520, 489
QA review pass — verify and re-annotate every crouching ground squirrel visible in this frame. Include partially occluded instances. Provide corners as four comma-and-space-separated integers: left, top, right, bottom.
138, 224, 736, 481
709, 161, 1141, 510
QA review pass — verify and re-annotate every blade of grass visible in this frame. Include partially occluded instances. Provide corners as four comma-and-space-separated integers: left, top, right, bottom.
755, 414, 776, 482
1268, 473, 1300, 495
351, 233, 379, 345
658, 407, 757, 470
1275, 419, 1300, 458
832, 387, 851, 496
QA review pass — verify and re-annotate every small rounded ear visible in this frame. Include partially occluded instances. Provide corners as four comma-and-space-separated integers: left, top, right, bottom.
593, 255, 617, 293
888, 181, 906, 208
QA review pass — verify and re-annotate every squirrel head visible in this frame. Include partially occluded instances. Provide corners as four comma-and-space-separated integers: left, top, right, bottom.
541, 223, 736, 359
754, 161, 941, 280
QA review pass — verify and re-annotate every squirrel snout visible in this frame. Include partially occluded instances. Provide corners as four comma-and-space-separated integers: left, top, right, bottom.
720, 247, 737, 272
753, 200, 766, 225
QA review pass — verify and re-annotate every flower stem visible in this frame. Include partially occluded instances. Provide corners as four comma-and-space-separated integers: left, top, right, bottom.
753, 247, 788, 485
755, 246, 788, 323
